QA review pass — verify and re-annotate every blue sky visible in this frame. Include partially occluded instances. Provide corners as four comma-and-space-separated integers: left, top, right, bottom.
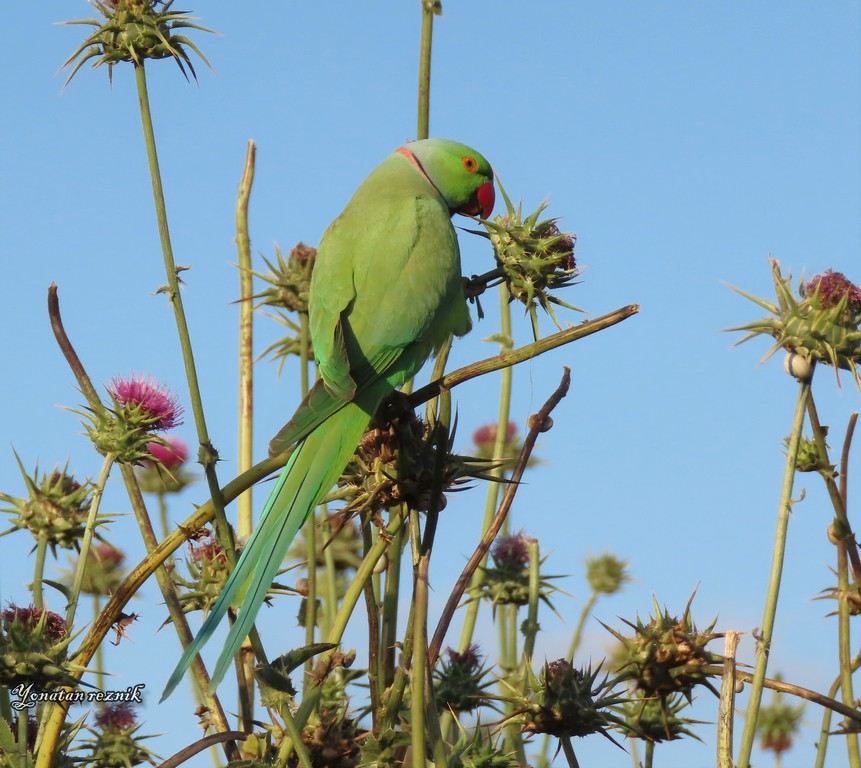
1, 2, 860, 766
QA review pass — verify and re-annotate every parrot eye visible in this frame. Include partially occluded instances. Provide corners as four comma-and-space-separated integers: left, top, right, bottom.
462, 155, 478, 173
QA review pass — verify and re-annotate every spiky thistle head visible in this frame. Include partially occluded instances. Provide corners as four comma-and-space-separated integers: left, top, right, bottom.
0, 457, 99, 556
79, 703, 160, 767
604, 593, 723, 703
75, 374, 184, 463
475, 179, 582, 339
500, 659, 628, 742
727, 259, 861, 392
0, 603, 81, 689
433, 644, 495, 714
755, 682, 805, 757
60, 0, 214, 86
136, 436, 194, 494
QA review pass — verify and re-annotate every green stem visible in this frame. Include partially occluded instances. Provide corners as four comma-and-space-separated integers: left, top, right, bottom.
458, 283, 514, 651
644, 740, 655, 768
236, 140, 256, 541
522, 539, 541, 662
568, 591, 598, 663
65, 453, 114, 630
411, 511, 429, 768
381, 511, 406, 689
118, 462, 239, 760
133, 62, 230, 559
157, 492, 169, 540
17, 709, 27, 768
416, 0, 436, 139
837, 542, 861, 766
736, 380, 811, 768
814, 651, 861, 768
31, 533, 48, 610
560, 737, 581, 768
93, 594, 104, 691
275, 704, 314, 768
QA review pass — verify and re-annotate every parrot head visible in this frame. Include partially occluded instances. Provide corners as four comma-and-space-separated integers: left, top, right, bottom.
397, 138, 495, 219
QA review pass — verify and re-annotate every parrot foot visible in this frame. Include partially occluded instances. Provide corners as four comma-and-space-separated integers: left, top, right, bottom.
375, 390, 416, 426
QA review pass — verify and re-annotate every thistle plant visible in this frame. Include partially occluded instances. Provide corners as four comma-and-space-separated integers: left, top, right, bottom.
604, 595, 723, 704
755, 682, 805, 765
474, 182, 581, 339
0, 460, 96, 556
728, 260, 861, 391
77, 375, 184, 464
76, 704, 160, 768
61, 0, 213, 85
0, 605, 80, 689
434, 645, 494, 715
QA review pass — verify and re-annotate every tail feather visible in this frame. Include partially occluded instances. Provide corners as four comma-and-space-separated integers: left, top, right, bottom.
160, 402, 372, 701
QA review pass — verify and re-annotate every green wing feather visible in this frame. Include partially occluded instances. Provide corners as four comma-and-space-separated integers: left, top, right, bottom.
161, 150, 472, 701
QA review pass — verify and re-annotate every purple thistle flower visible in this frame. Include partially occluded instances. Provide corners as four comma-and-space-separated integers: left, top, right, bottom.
145, 436, 189, 469
94, 702, 138, 731
805, 270, 861, 311
109, 374, 183, 431
492, 531, 534, 568
3, 604, 67, 642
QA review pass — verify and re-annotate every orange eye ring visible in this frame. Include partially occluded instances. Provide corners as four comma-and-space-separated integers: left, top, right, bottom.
462, 155, 478, 173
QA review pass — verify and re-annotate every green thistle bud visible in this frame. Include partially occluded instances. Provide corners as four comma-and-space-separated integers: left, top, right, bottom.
476, 180, 582, 340
61, 0, 214, 86
448, 726, 518, 768
0, 604, 79, 689
77, 703, 160, 767
471, 532, 562, 611
585, 551, 632, 596
433, 644, 493, 714
789, 433, 829, 473
604, 594, 722, 703
172, 529, 229, 616
0, 457, 99, 556
728, 260, 861, 392
755, 683, 804, 757
255, 243, 318, 373
501, 659, 627, 741
61, 542, 127, 597
615, 691, 703, 743
136, 437, 194, 494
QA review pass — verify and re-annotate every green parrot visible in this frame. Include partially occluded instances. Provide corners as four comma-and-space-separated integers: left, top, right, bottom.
161, 138, 494, 700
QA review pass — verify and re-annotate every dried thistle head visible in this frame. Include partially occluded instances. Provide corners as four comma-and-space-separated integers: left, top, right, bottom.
61, 0, 214, 86
727, 259, 861, 392
337, 415, 501, 517
172, 528, 230, 616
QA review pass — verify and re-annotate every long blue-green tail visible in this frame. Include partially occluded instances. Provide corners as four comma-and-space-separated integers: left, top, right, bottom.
160, 401, 372, 701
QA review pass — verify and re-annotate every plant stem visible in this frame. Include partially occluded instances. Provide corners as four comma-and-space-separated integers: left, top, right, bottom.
65, 453, 114, 630
837, 541, 861, 766
458, 283, 514, 651
32, 533, 48, 610
429, 368, 571, 666
236, 139, 256, 541
561, 737, 581, 768
568, 592, 598, 663
133, 62, 230, 557
644, 740, 655, 768
717, 630, 741, 768
411, 511, 429, 768
416, 0, 436, 139
736, 379, 810, 768
93, 594, 104, 691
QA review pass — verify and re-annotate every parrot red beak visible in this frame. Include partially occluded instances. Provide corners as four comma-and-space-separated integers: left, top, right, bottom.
476, 180, 495, 219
